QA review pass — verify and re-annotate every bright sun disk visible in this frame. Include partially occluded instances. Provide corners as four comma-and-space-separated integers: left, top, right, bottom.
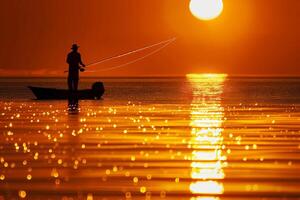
189, 0, 223, 21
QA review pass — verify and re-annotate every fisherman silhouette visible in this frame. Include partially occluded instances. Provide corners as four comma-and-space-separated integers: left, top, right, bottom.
67, 44, 86, 92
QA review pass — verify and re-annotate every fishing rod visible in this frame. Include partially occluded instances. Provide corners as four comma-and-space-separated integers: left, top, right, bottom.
64, 37, 176, 73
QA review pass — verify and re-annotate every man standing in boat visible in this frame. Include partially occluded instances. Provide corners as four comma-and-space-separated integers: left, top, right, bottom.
67, 44, 86, 92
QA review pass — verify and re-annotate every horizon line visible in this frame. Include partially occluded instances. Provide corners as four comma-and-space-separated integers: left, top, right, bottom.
1, 74, 300, 79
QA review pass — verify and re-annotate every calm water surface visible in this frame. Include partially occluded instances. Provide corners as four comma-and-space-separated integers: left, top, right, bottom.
0, 76, 300, 199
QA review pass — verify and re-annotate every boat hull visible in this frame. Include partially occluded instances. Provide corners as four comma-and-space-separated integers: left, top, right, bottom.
28, 82, 105, 100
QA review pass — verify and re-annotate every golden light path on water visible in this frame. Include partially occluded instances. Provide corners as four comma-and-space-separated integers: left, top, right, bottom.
187, 74, 227, 199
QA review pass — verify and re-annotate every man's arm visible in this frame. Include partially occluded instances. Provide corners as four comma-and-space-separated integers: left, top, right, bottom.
79, 53, 85, 67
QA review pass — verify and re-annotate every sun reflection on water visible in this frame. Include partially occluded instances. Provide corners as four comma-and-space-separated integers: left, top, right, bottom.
187, 74, 227, 197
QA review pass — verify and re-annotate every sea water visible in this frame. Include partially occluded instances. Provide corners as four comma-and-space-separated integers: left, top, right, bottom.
0, 76, 300, 199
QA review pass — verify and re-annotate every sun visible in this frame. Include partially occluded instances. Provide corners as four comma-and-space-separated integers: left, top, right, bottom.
189, 0, 223, 21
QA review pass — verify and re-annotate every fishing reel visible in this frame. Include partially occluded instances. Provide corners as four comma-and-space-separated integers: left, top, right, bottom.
80, 68, 85, 72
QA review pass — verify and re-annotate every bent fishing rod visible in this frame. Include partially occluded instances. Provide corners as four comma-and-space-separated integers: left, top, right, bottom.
64, 37, 176, 73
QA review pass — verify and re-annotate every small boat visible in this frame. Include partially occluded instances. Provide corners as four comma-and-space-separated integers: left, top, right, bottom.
28, 82, 105, 100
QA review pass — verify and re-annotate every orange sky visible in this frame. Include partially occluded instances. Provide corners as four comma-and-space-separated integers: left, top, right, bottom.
0, 0, 299, 77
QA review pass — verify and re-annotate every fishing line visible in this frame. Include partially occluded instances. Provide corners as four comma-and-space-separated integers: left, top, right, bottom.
86, 37, 176, 68
86, 37, 176, 72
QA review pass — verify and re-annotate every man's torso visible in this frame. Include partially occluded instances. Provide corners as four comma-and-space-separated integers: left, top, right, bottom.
67, 52, 81, 79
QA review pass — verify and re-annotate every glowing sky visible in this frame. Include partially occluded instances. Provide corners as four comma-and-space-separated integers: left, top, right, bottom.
0, 0, 299, 77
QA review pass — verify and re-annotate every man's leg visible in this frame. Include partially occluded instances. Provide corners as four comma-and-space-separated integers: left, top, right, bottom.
74, 78, 79, 91
68, 78, 73, 91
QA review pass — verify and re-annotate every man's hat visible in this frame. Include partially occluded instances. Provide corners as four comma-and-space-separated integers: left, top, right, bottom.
71, 44, 79, 49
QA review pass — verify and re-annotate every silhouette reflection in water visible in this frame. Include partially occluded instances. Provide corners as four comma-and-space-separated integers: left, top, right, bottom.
68, 94, 79, 114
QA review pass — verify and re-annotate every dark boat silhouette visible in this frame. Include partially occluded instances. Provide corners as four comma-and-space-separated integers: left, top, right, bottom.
28, 82, 105, 100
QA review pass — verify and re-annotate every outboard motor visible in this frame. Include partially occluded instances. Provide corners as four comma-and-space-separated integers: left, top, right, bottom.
92, 82, 105, 99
